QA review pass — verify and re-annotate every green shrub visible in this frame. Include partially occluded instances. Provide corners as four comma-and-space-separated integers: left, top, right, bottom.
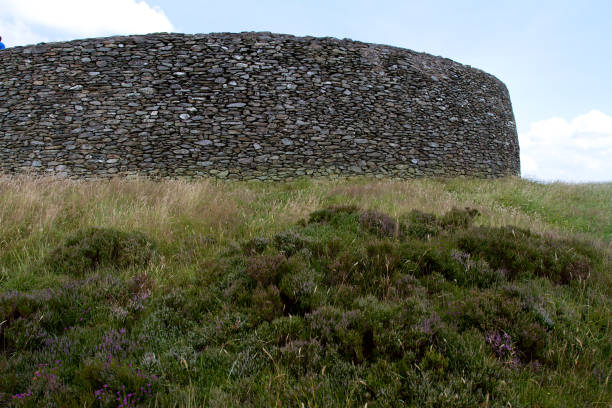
401, 210, 440, 240
272, 230, 312, 256
41, 228, 155, 276
456, 226, 596, 283
245, 254, 288, 287
308, 205, 359, 224
359, 210, 401, 239
264, 315, 307, 346
420, 348, 450, 377
447, 291, 548, 363
242, 237, 269, 255
251, 284, 283, 322
279, 268, 323, 316
438, 207, 480, 230
400, 207, 479, 240
401, 241, 464, 280
274, 339, 324, 376
450, 250, 505, 288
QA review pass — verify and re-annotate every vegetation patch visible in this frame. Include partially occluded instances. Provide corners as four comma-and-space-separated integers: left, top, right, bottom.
40, 228, 156, 276
0, 177, 609, 407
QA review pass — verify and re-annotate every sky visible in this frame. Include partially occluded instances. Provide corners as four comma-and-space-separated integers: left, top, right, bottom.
1, 0, 611, 183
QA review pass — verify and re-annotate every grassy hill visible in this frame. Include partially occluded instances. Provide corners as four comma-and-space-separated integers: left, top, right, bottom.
1, 176, 610, 407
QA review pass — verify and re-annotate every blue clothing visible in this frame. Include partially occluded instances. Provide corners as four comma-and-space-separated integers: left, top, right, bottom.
0, 42, 5, 50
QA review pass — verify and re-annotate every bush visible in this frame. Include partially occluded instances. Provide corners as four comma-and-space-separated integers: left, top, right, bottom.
242, 237, 269, 255
359, 210, 401, 239
401, 207, 479, 240
401, 210, 440, 240
245, 254, 288, 287
456, 226, 596, 283
251, 284, 284, 322
41, 228, 155, 276
447, 291, 548, 363
438, 207, 480, 230
272, 231, 312, 256
450, 250, 505, 288
279, 268, 323, 316
308, 205, 359, 224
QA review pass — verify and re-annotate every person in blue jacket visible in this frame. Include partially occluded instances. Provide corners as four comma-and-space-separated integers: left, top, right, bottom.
0, 36, 5, 50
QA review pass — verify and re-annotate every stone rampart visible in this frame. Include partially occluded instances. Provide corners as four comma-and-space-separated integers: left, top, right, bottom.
0, 32, 519, 179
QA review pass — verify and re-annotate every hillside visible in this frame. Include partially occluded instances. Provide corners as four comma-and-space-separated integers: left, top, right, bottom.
1, 176, 610, 407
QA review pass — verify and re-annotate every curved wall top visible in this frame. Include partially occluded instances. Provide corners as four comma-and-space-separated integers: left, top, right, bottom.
0, 32, 519, 179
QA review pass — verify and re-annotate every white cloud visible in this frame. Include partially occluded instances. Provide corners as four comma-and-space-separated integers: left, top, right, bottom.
0, 16, 48, 46
2, 0, 174, 47
519, 110, 612, 183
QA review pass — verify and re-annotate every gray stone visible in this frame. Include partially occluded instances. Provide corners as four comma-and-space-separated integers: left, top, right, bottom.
0, 32, 519, 180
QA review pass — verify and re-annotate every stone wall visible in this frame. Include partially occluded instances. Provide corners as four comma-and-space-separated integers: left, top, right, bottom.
0, 32, 519, 179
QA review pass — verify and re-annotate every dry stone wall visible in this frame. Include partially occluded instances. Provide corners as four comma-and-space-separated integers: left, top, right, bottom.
0, 32, 520, 179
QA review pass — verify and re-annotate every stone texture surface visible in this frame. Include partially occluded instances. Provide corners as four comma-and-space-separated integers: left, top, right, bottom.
0, 32, 520, 179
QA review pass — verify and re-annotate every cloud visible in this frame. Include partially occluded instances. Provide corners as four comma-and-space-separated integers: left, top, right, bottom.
2, 0, 174, 47
519, 110, 612, 183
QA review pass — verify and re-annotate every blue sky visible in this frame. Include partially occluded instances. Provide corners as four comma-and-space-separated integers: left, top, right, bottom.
2, 0, 611, 182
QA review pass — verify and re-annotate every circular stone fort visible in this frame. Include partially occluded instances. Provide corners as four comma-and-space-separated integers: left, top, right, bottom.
0, 32, 519, 180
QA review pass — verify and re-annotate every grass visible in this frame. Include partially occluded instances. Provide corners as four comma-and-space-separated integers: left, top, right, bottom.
0, 175, 610, 407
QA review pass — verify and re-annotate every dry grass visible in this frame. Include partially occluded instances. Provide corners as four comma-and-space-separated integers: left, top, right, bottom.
1, 174, 610, 253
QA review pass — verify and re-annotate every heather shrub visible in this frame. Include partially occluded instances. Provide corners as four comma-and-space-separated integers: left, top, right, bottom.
242, 237, 269, 255
278, 268, 323, 315
274, 339, 324, 376
75, 359, 158, 406
448, 291, 548, 363
264, 315, 306, 346
0, 179, 609, 407
245, 254, 288, 287
400, 207, 479, 240
308, 205, 359, 224
456, 226, 596, 283
449, 250, 505, 288
401, 209, 440, 240
420, 348, 450, 377
272, 230, 312, 256
306, 306, 366, 362
401, 241, 464, 280
438, 207, 480, 230
359, 210, 401, 238
0, 282, 108, 353
251, 284, 283, 322
41, 228, 155, 276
